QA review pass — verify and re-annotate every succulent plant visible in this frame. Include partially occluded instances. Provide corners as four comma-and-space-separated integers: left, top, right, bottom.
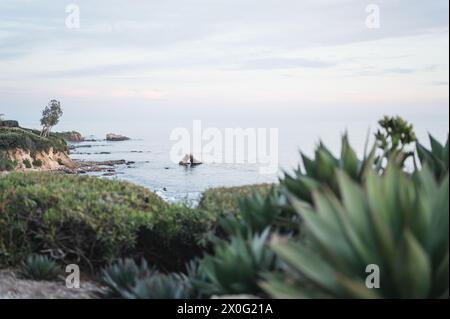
123, 273, 191, 299
262, 165, 449, 298
99, 258, 194, 299
99, 258, 156, 298
281, 134, 375, 203
375, 115, 417, 151
374, 116, 417, 169
219, 187, 291, 237
417, 134, 449, 181
20, 254, 60, 281
199, 228, 277, 296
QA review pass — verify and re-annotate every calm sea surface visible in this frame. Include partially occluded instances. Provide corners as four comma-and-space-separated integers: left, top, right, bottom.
65, 119, 448, 203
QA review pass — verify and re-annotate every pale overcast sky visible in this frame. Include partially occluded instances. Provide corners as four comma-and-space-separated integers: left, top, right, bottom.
0, 0, 448, 129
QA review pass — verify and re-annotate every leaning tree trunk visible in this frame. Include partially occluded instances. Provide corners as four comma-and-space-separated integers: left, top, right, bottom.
41, 126, 50, 138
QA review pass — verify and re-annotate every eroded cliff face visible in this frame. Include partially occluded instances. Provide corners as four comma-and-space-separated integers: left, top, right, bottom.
7, 147, 75, 170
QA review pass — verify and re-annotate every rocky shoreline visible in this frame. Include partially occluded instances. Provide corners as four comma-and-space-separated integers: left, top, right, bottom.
59, 159, 133, 175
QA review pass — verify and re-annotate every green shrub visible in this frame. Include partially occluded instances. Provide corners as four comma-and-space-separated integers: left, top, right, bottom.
23, 159, 32, 169
134, 203, 215, 271
0, 120, 19, 128
0, 173, 208, 270
262, 165, 449, 298
32, 159, 43, 167
198, 184, 273, 214
0, 127, 67, 154
19, 254, 60, 281
0, 151, 16, 171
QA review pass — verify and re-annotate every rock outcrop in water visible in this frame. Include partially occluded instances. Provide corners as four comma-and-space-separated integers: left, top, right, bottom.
106, 133, 130, 141
179, 154, 190, 166
190, 154, 202, 166
179, 154, 202, 166
56, 131, 84, 142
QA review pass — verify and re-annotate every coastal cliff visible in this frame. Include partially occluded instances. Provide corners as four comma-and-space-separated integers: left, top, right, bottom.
0, 125, 75, 171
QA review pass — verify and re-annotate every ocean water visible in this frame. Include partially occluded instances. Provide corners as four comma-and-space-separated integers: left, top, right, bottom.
67, 118, 449, 203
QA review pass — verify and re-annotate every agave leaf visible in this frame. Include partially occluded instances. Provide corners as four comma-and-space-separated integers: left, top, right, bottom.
271, 241, 342, 296
290, 194, 357, 272
317, 141, 339, 165
395, 230, 432, 298
428, 174, 449, 265
316, 149, 337, 186
365, 170, 396, 276
412, 166, 439, 246
416, 143, 434, 166
341, 134, 359, 179
382, 165, 402, 240
284, 174, 320, 202
443, 135, 449, 167
301, 153, 317, 178
432, 251, 449, 298
337, 274, 381, 299
336, 171, 376, 253
328, 192, 376, 268
259, 275, 310, 299
429, 134, 445, 158
359, 144, 377, 180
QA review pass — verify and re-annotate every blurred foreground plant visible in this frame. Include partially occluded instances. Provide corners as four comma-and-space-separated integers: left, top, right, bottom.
262, 165, 449, 298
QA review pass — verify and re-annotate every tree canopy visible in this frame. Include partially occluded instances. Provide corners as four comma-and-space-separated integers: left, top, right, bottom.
40, 100, 63, 137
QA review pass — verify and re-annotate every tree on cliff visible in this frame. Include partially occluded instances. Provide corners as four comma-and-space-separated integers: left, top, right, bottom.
40, 100, 63, 137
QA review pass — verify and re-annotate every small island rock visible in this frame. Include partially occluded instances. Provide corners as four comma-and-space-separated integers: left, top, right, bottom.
106, 133, 130, 141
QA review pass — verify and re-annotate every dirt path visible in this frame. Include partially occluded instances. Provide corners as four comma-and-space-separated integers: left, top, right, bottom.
0, 270, 100, 299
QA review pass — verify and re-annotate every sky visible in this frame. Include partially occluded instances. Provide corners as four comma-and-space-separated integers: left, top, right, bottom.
0, 0, 448, 133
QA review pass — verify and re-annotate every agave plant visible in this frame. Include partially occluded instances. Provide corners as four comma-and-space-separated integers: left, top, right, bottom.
198, 228, 277, 296
99, 258, 156, 298
99, 258, 193, 299
281, 134, 375, 203
262, 165, 449, 298
219, 187, 292, 237
417, 134, 449, 181
125, 273, 191, 299
20, 254, 60, 281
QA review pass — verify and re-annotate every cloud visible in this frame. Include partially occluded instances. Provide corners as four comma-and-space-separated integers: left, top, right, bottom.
61, 88, 166, 100
431, 81, 449, 86
0, 0, 448, 119
232, 57, 338, 70
0, 0, 448, 62
354, 64, 443, 76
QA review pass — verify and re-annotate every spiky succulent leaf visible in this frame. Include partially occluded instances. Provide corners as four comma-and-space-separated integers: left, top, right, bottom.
263, 166, 449, 298
20, 254, 60, 281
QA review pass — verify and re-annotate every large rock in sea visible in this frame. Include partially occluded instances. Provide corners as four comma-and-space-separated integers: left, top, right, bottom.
58, 131, 84, 142
106, 133, 130, 141
0, 120, 19, 128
